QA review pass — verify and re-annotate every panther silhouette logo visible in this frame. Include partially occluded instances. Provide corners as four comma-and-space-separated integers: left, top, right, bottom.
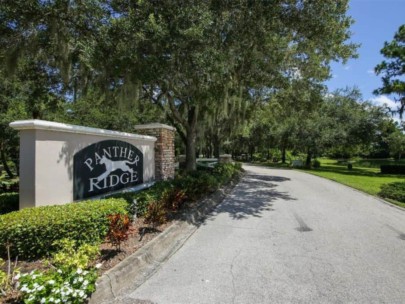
96, 155, 140, 182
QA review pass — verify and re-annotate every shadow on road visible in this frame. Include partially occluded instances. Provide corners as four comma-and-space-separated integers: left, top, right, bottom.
206, 172, 296, 221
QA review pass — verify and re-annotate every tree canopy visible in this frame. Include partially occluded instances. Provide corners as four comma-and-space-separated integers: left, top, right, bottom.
1, 0, 386, 173
374, 24, 405, 117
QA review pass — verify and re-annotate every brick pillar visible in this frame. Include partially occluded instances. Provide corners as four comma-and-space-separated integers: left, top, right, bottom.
134, 123, 176, 181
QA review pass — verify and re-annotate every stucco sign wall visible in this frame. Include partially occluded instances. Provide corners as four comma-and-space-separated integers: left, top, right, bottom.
10, 120, 157, 209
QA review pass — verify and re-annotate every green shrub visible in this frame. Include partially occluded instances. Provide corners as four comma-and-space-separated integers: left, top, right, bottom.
380, 165, 405, 174
312, 159, 321, 168
0, 198, 128, 259
379, 182, 405, 203
0, 192, 19, 215
212, 163, 242, 184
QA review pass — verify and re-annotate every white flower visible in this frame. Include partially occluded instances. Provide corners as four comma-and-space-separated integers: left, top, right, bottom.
57, 269, 63, 274
76, 268, 83, 274
41, 298, 46, 304
95, 263, 102, 269
78, 277, 84, 282
20, 284, 28, 292
48, 280, 56, 285
55, 299, 61, 303
82, 270, 89, 275
49, 297, 55, 303
78, 290, 85, 298
37, 286, 44, 291
82, 279, 89, 286
14, 273, 21, 280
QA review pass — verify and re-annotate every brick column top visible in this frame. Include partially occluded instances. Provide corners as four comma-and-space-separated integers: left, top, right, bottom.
134, 123, 176, 181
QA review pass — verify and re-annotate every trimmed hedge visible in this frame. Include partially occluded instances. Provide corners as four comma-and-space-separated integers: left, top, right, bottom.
379, 182, 405, 203
0, 198, 128, 259
380, 165, 405, 174
0, 192, 19, 215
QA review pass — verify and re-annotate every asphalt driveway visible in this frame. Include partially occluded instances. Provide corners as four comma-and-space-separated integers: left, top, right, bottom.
121, 164, 405, 304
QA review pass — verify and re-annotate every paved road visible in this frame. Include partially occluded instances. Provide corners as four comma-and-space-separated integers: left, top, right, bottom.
122, 165, 405, 303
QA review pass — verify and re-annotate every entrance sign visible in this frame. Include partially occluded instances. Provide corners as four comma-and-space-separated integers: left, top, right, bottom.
74, 140, 144, 200
9, 120, 161, 209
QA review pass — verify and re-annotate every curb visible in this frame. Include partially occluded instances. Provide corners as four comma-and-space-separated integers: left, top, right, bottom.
89, 179, 239, 304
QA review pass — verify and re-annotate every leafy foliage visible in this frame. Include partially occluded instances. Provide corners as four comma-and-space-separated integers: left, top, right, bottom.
379, 182, 405, 203
110, 162, 242, 227
374, 24, 405, 117
144, 200, 168, 228
106, 214, 131, 251
17, 240, 100, 304
52, 239, 100, 271
385, 129, 405, 160
0, 192, 19, 215
0, 198, 128, 259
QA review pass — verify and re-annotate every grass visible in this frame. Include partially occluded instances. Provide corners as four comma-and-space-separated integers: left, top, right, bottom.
300, 158, 405, 208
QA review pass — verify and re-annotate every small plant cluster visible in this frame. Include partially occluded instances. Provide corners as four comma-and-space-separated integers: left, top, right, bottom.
16, 239, 100, 304
0, 192, 19, 215
379, 182, 405, 203
106, 214, 131, 251
0, 198, 128, 259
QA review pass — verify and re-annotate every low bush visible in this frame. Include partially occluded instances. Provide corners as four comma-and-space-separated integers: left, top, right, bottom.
106, 214, 131, 251
0, 198, 128, 259
17, 240, 100, 303
144, 200, 167, 227
312, 159, 321, 168
380, 165, 405, 174
378, 182, 405, 203
0, 192, 19, 215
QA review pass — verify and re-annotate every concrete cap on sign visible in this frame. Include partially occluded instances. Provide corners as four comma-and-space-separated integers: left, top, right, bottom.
10, 119, 157, 142
134, 123, 176, 131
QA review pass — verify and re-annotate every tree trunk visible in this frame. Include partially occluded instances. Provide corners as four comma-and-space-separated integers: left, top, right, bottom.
305, 150, 312, 167
281, 146, 286, 164
185, 127, 197, 171
213, 135, 220, 159
185, 105, 198, 171
0, 146, 14, 179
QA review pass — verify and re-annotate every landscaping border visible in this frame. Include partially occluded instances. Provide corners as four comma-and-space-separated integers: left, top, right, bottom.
89, 178, 240, 304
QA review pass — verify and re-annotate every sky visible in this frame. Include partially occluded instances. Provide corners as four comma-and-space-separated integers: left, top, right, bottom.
324, 0, 405, 113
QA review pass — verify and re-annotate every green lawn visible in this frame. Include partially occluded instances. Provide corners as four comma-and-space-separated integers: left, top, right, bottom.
299, 158, 405, 208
